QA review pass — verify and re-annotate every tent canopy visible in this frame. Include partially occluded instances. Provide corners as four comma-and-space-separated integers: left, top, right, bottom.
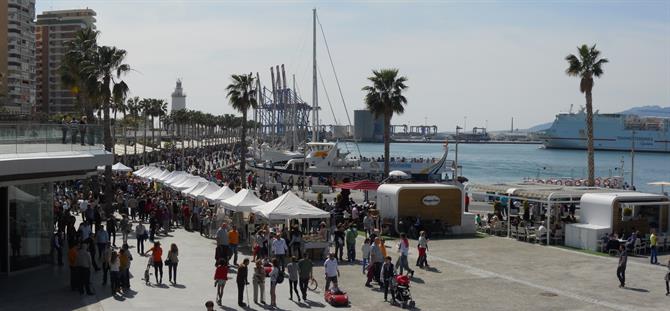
173, 176, 207, 190
252, 191, 329, 220
222, 189, 265, 212
335, 180, 380, 191
182, 181, 209, 195
191, 182, 221, 199
111, 162, 132, 172
205, 186, 236, 202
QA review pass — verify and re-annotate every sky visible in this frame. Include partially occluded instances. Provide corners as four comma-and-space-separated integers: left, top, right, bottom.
36, 0, 670, 131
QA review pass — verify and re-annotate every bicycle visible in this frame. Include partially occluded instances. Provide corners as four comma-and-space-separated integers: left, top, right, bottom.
308, 277, 318, 291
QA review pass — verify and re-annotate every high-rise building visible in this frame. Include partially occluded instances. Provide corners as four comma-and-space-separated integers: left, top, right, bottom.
0, 0, 36, 114
36, 9, 96, 114
171, 79, 186, 111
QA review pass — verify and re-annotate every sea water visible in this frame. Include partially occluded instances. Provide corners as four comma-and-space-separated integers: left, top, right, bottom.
339, 142, 670, 193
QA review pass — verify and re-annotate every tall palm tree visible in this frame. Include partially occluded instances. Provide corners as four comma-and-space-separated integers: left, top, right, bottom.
226, 73, 258, 188
362, 68, 408, 177
111, 84, 128, 161
126, 96, 141, 157
82, 45, 130, 212
565, 44, 608, 187
155, 99, 168, 151
61, 27, 99, 119
139, 98, 151, 163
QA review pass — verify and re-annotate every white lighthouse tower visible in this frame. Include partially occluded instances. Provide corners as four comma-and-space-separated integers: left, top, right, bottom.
171, 79, 186, 111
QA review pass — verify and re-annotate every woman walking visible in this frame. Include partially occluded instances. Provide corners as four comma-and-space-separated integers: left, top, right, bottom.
269, 258, 280, 308
167, 243, 179, 284
144, 241, 163, 285
135, 222, 147, 254
287, 256, 300, 302
214, 259, 229, 306
236, 258, 249, 307
109, 251, 121, 294
252, 260, 266, 305
416, 231, 429, 268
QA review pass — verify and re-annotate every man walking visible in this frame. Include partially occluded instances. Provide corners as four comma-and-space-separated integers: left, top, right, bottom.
271, 233, 288, 272
324, 253, 340, 291
298, 253, 313, 301
649, 229, 658, 264
346, 224, 357, 263
366, 237, 383, 287
216, 223, 230, 264
228, 225, 240, 266
617, 244, 627, 288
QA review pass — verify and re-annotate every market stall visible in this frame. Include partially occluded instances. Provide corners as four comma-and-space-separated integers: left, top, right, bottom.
252, 191, 330, 259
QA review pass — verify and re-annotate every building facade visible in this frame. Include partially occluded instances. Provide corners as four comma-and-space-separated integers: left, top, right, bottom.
171, 79, 186, 112
354, 109, 383, 142
1, 0, 36, 114
36, 9, 96, 114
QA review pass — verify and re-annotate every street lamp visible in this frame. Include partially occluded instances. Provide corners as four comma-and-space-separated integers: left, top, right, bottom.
455, 125, 462, 179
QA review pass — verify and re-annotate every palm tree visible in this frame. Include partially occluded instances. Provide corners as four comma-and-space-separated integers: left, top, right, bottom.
82, 45, 130, 212
226, 73, 258, 188
155, 99, 168, 151
362, 68, 408, 177
565, 44, 608, 187
126, 96, 141, 157
111, 84, 128, 161
61, 27, 99, 119
139, 98, 151, 163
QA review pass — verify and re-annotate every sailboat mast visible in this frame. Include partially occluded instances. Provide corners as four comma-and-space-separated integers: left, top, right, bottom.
312, 8, 319, 142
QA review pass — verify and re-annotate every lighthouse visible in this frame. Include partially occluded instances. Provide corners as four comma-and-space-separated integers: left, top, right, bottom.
171, 79, 186, 111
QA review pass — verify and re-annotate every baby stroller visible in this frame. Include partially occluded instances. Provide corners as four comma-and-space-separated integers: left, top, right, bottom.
391, 275, 415, 309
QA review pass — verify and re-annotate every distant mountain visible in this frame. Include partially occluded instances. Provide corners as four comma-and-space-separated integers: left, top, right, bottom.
526, 105, 670, 132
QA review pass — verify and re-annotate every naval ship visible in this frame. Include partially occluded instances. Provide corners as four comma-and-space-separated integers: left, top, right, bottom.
542, 109, 670, 152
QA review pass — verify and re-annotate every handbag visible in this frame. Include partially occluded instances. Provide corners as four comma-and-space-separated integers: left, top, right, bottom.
165, 259, 172, 266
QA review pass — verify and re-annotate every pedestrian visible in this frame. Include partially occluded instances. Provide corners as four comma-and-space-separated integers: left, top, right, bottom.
145, 241, 163, 285
229, 225, 240, 266
287, 256, 301, 302
75, 241, 94, 295
617, 244, 627, 288
298, 253, 313, 301
649, 229, 658, 264
101, 242, 111, 286
271, 232, 288, 272
68, 241, 79, 291
361, 238, 371, 274
52, 231, 64, 266
216, 223, 230, 263
334, 225, 345, 261
366, 237, 383, 287
363, 214, 373, 237
269, 258, 280, 308
96, 225, 109, 259
665, 257, 670, 295
395, 233, 414, 277
252, 260, 267, 305
416, 231, 429, 268
236, 258, 250, 307
214, 259, 229, 306
120, 215, 131, 245
324, 252, 340, 291
167, 243, 179, 284
346, 224, 357, 263
135, 222, 147, 254
110, 251, 121, 294
381, 256, 395, 303
119, 245, 133, 289
107, 217, 117, 247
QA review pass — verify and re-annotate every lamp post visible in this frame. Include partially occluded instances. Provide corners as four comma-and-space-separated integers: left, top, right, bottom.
302, 146, 307, 199
455, 125, 462, 179
630, 129, 636, 189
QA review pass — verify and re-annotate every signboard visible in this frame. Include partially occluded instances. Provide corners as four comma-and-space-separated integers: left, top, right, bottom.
422, 195, 440, 206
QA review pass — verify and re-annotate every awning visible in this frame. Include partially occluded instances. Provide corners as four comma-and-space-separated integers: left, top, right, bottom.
335, 180, 380, 191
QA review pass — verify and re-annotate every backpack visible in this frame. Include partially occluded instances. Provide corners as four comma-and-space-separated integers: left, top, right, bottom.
276, 272, 285, 284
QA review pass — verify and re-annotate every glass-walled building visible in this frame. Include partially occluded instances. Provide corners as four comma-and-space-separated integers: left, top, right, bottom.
0, 123, 111, 275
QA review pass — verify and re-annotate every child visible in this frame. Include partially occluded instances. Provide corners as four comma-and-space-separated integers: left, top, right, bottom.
361, 238, 371, 274
144, 256, 152, 285
214, 259, 228, 305
381, 256, 395, 304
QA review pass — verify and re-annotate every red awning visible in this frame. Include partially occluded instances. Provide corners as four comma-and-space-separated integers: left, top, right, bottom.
335, 180, 380, 191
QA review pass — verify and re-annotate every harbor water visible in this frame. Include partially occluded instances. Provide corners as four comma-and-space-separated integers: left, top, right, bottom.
340, 142, 670, 193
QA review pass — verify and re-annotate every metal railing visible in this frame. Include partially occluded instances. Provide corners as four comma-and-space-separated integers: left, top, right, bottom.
0, 123, 105, 154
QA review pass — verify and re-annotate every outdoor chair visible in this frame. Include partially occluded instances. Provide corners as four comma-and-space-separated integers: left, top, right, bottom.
526, 228, 536, 243
517, 228, 528, 242
608, 248, 620, 257
633, 238, 645, 256
510, 227, 518, 239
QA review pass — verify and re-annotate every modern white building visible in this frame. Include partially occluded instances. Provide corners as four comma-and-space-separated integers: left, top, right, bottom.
171, 79, 186, 111
1, 0, 37, 113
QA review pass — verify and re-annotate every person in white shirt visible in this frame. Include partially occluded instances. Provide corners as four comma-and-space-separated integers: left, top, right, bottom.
271, 233, 288, 272
395, 233, 414, 277
537, 223, 547, 244
351, 206, 359, 221
324, 252, 340, 291
361, 238, 371, 274
135, 223, 147, 254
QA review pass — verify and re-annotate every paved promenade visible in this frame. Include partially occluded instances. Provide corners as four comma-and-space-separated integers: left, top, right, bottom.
1, 225, 669, 311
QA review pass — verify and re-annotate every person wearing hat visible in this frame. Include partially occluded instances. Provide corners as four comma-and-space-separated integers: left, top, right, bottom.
145, 241, 163, 284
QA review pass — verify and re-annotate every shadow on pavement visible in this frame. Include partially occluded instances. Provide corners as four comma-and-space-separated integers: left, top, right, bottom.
625, 287, 650, 293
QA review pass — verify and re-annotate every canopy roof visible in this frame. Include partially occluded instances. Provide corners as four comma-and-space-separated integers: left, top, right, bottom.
252, 191, 329, 220
182, 181, 209, 195
221, 189, 265, 212
166, 173, 190, 186
172, 176, 207, 190
159, 171, 183, 183
134, 166, 159, 178
111, 162, 132, 172
205, 186, 236, 202
191, 182, 221, 199
151, 170, 170, 180
335, 180, 380, 191
466, 182, 629, 203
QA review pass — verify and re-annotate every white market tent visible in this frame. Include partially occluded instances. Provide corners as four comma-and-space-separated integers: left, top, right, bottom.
252, 191, 329, 220
133, 166, 156, 177
181, 181, 209, 195
221, 189, 266, 212
192, 182, 221, 199
112, 162, 133, 172
205, 186, 236, 202
166, 173, 190, 186
136, 166, 161, 178
151, 170, 170, 180
172, 176, 206, 190
158, 170, 183, 183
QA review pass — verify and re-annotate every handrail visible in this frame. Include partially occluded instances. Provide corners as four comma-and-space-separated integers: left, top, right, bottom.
0, 123, 105, 154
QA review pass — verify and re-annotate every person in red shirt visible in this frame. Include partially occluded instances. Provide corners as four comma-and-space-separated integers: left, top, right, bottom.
144, 241, 163, 284
214, 259, 229, 305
